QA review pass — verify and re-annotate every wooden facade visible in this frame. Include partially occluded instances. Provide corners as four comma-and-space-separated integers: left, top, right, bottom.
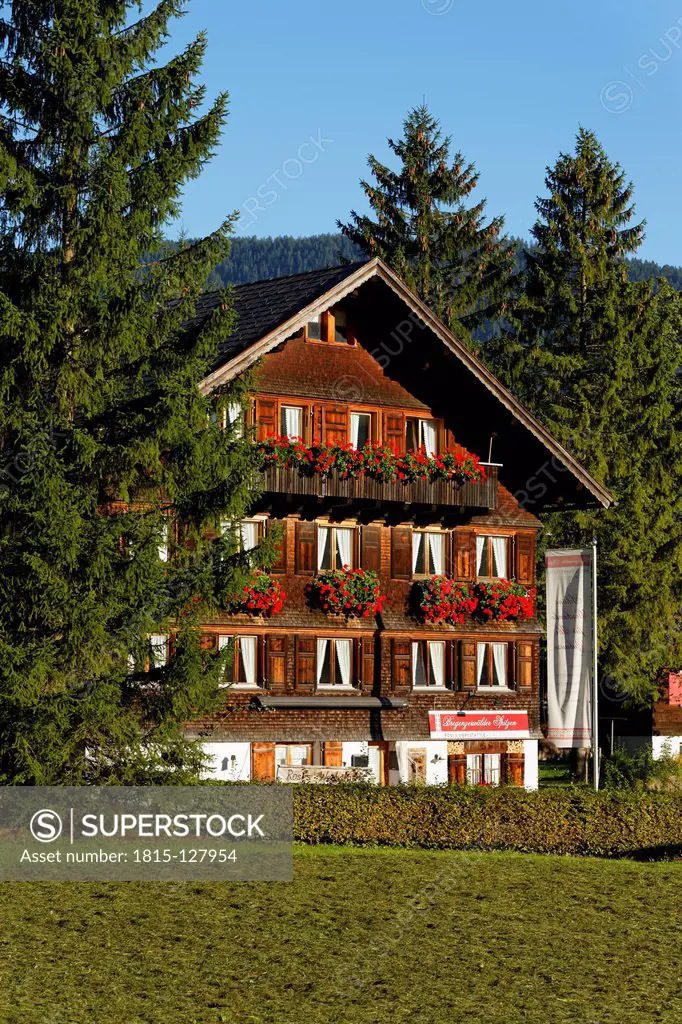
188, 260, 611, 788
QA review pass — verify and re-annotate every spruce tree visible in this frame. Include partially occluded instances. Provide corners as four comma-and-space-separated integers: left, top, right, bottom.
492, 128, 682, 704
0, 1, 260, 783
339, 103, 515, 338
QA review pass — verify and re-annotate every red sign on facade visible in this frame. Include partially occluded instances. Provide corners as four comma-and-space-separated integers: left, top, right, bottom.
428, 710, 530, 740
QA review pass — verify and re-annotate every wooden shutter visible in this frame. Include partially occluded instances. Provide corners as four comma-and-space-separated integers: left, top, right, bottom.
322, 405, 349, 445
251, 743, 276, 782
515, 532, 535, 584
323, 741, 343, 767
266, 635, 287, 690
361, 525, 382, 573
459, 640, 477, 691
255, 398, 278, 440
382, 411, 405, 454
448, 752, 467, 785
295, 636, 316, 690
362, 638, 375, 690
516, 640, 534, 691
295, 521, 316, 575
311, 402, 323, 444
391, 640, 412, 691
391, 526, 412, 580
266, 519, 287, 573
453, 530, 474, 580
505, 752, 525, 787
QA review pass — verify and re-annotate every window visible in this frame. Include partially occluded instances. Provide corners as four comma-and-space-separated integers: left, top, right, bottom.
466, 753, 501, 786
149, 634, 168, 669
218, 635, 258, 687
412, 641, 446, 689
406, 417, 438, 456
317, 638, 353, 687
220, 519, 261, 553
281, 405, 303, 439
476, 642, 508, 689
318, 525, 355, 570
412, 531, 446, 576
276, 744, 312, 767
476, 536, 509, 578
158, 521, 170, 563
332, 307, 348, 343
350, 412, 371, 450
225, 402, 243, 437
306, 314, 323, 341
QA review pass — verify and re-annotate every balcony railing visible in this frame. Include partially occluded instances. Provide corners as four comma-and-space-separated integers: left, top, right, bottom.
257, 464, 498, 509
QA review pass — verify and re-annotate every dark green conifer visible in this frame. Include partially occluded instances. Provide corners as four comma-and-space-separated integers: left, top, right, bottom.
0, 1, 259, 782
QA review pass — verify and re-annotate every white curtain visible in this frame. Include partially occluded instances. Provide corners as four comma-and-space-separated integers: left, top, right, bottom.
492, 643, 507, 688
411, 642, 420, 686
412, 532, 421, 574
429, 642, 445, 687
158, 521, 169, 563
284, 406, 302, 439
491, 537, 508, 578
350, 413, 361, 449
467, 754, 481, 785
428, 533, 445, 575
336, 640, 351, 686
240, 521, 259, 552
336, 528, 352, 569
150, 634, 168, 668
240, 636, 257, 685
421, 420, 437, 456
316, 639, 328, 683
484, 754, 501, 785
476, 643, 486, 685
317, 526, 329, 570
227, 403, 242, 437
476, 536, 485, 575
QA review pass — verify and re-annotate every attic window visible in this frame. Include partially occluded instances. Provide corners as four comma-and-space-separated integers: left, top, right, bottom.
307, 314, 323, 341
333, 307, 348, 343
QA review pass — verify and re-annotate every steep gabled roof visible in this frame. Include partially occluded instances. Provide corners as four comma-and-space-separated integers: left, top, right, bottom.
198, 258, 613, 509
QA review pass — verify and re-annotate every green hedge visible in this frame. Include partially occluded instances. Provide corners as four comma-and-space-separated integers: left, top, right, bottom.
290, 785, 682, 858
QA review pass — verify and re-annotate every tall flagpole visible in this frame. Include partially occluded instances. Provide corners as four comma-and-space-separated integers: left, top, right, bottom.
592, 537, 599, 790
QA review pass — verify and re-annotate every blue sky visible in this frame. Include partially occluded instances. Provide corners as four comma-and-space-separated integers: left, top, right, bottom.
164, 0, 682, 263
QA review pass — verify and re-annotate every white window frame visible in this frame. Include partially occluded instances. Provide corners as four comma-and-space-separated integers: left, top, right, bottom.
218, 634, 259, 689
276, 743, 313, 767
475, 535, 509, 579
350, 411, 371, 450
316, 637, 355, 689
149, 634, 168, 669
411, 640, 447, 690
317, 525, 355, 571
406, 417, 438, 456
466, 753, 501, 786
281, 405, 303, 440
476, 642, 509, 691
411, 530, 446, 577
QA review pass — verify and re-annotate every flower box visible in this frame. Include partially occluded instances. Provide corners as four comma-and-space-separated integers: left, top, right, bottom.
228, 571, 286, 616
306, 568, 386, 619
414, 577, 535, 624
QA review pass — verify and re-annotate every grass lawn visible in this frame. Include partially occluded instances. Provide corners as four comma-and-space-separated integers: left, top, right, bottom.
0, 848, 680, 1024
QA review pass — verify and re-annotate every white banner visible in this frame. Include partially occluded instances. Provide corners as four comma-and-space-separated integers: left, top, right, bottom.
545, 549, 593, 749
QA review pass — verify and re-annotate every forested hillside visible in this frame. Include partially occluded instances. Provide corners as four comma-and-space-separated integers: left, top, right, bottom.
206, 232, 682, 290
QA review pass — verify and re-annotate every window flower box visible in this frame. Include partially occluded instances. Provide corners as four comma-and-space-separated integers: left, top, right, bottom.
228, 571, 286, 616
414, 577, 535, 624
306, 568, 386, 619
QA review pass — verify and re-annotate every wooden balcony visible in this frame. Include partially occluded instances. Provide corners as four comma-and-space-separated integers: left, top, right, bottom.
257, 464, 498, 510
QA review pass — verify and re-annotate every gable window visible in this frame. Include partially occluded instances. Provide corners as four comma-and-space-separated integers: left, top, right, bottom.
412, 530, 445, 576
225, 402, 243, 437
306, 314, 323, 341
477, 642, 508, 689
412, 640, 446, 689
318, 525, 355, 570
467, 753, 501, 786
158, 521, 170, 563
218, 635, 258, 687
281, 405, 303, 440
332, 307, 348, 343
317, 638, 353, 688
476, 536, 508, 578
406, 417, 437, 456
350, 412, 371, 450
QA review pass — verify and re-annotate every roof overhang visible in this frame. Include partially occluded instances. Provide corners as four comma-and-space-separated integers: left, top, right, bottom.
200, 258, 613, 509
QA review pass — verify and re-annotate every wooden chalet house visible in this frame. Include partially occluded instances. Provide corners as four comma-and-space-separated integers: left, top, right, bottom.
180, 259, 611, 787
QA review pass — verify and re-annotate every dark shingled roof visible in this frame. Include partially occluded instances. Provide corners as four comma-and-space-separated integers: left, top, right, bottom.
188, 261, 367, 366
